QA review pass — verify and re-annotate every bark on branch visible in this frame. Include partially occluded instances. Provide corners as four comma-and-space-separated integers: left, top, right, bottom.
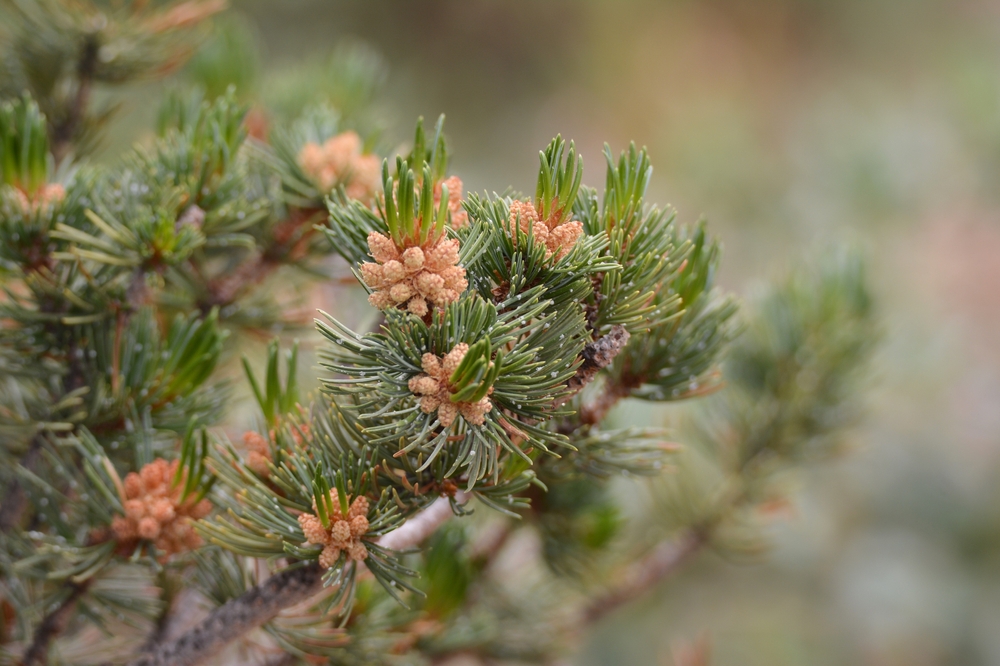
125, 563, 325, 666
23, 579, 91, 666
583, 529, 705, 624
553, 325, 630, 410
0, 433, 44, 532
129, 493, 465, 666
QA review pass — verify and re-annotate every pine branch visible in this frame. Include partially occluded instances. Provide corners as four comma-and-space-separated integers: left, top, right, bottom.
0, 432, 43, 532
582, 529, 704, 624
52, 35, 99, 165
126, 563, 325, 666
376, 491, 467, 551
554, 324, 630, 411
22, 579, 92, 666
139, 580, 199, 655
134, 493, 466, 665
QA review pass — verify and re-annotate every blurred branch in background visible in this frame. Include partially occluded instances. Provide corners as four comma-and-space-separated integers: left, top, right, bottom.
0, 0, 226, 162
586, 250, 878, 625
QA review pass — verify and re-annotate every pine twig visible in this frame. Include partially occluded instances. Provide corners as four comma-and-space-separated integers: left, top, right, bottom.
582, 420, 801, 624
125, 563, 325, 666
582, 529, 705, 624
52, 35, 99, 164
130, 494, 466, 666
376, 491, 466, 551
139, 583, 203, 655
22, 579, 92, 666
564, 325, 630, 401
553, 325, 631, 411
0, 433, 44, 532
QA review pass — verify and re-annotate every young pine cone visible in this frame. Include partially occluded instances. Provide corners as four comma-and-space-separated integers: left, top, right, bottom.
111, 459, 212, 559
243, 431, 272, 477
360, 231, 468, 317
13, 183, 65, 215
507, 199, 583, 260
298, 492, 371, 568
434, 175, 468, 229
408, 343, 493, 427
297, 131, 381, 202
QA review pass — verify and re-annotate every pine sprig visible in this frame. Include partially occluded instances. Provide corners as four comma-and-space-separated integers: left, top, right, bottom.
325, 115, 465, 268
3, 0, 225, 160
608, 222, 739, 403
317, 289, 590, 486
535, 135, 583, 224
241, 339, 300, 427
0, 95, 51, 195
0, 9, 883, 663
463, 192, 618, 312
200, 401, 421, 617
573, 144, 692, 335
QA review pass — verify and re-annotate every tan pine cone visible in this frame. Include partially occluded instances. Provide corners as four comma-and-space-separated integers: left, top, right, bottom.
297, 131, 380, 202
319, 544, 342, 568
111, 458, 212, 559
299, 491, 371, 567
360, 231, 467, 316
407, 343, 494, 427
507, 199, 582, 260
434, 175, 468, 229
330, 519, 352, 546
13, 183, 65, 215
243, 431, 272, 477
298, 513, 330, 545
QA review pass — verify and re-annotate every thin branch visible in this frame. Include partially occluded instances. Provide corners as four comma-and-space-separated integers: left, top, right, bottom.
261, 654, 298, 666
23, 579, 91, 666
583, 529, 705, 624
125, 563, 325, 666
551, 325, 630, 412
582, 426, 787, 624
376, 491, 466, 551
0, 433, 44, 532
130, 493, 465, 666
139, 581, 203, 654
579, 380, 631, 426
52, 35, 99, 165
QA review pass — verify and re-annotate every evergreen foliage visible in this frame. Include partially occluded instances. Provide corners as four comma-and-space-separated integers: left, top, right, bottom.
0, 5, 878, 665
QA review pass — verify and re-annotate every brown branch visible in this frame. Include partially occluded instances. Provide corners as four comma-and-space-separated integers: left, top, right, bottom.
130, 495, 465, 666
261, 654, 298, 666
0, 433, 44, 532
583, 443, 779, 624
553, 325, 630, 411
125, 563, 325, 666
583, 529, 705, 625
52, 36, 99, 165
376, 491, 466, 551
138, 577, 201, 655
579, 381, 631, 426
22, 579, 91, 666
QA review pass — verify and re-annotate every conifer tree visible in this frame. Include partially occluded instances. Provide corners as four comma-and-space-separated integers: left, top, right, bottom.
0, 5, 878, 665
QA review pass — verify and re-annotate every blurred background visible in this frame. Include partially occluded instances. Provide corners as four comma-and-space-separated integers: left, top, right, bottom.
104, 1, 1000, 664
